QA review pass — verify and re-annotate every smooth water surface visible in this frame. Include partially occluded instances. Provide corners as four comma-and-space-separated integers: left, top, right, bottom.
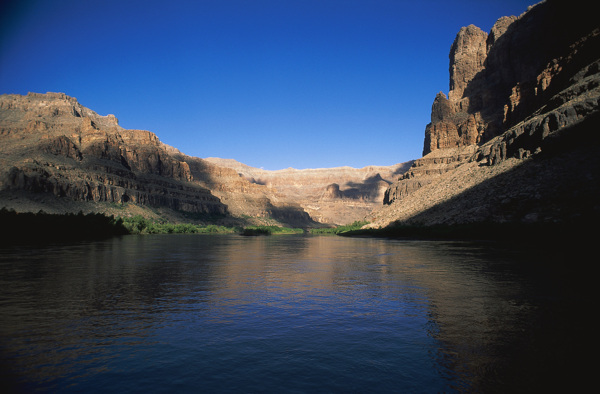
0, 234, 585, 392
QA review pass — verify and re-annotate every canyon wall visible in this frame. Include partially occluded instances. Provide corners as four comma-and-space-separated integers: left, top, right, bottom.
374, 0, 600, 227
204, 157, 412, 225
0, 92, 305, 226
0, 92, 406, 226
0, 92, 225, 214
423, 0, 598, 157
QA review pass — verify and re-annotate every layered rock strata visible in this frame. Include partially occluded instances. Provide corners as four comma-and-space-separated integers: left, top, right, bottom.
375, 0, 600, 227
204, 158, 412, 225
0, 92, 314, 226
0, 92, 406, 226
423, 0, 599, 157
0, 92, 224, 214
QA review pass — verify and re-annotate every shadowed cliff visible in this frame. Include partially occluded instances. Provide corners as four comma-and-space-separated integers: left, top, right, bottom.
373, 0, 600, 230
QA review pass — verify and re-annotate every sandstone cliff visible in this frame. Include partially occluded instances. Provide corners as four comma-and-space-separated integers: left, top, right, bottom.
0, 93, 222, 212
0, 92, 316, 226
204, 157, 412, 225
373, 0, 600, 228
0, 92, 405, 227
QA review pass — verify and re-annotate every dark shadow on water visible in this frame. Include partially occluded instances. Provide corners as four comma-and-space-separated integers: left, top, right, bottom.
350, 112, 600, 250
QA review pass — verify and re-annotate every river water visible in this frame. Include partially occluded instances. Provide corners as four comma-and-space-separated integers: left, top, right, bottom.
0, 234, 587, 392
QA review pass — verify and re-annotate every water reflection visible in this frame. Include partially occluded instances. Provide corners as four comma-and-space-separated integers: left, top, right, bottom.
0, 234, 581, 392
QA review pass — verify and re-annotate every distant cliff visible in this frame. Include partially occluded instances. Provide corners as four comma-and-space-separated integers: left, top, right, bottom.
204, 157, 412, 225
373, 0, 600, 228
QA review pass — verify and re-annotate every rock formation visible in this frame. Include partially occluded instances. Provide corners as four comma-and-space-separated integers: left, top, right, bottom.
204, 157, 412, 225
0, 92, 407, 226
373, 0, 600, 228
0, 92, 309, 226
0, 92, 226, 216
423, 0, 598, 157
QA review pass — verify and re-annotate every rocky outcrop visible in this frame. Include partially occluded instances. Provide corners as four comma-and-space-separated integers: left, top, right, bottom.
383, 146, 476, 205
375, 0, 600, 228
424, 0, 599, 157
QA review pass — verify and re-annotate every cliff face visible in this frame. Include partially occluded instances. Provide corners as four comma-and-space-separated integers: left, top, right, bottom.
0, 92, 404, 226
204, 158, 412, 225
376, 0, 600, 227
0, 92, 225, 213
424, 0, 599, 156
0, 92, 312, 226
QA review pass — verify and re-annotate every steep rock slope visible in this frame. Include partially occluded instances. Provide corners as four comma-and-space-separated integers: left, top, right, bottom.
372, 0, 600, 228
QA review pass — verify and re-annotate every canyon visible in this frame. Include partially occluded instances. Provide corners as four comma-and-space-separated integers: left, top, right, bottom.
1, 0, 599, 232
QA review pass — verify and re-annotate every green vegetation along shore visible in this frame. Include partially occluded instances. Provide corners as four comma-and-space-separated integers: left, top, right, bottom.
239, 225, 305, 236
121, 215, 236, 235
121, 216, 305, 236
309, 221, 369, 235
0, 209, 334, 242
3, 208, 593, 246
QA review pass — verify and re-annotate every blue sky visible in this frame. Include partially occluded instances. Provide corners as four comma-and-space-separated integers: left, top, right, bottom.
1, 0, 534, 170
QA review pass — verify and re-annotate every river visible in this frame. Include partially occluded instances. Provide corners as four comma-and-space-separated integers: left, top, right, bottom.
0, 234, 587, 392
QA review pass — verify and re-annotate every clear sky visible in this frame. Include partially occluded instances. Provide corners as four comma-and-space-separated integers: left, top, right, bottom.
1, 0, 535, 170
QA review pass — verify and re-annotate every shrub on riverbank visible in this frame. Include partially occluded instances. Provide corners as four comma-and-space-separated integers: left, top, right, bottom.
240, 227, 271, 236
240, 225, 305, 236
121, 215, 237, 234
309, 221, 369, 235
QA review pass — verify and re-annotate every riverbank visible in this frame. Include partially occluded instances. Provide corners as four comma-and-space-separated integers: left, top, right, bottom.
3, 208, 593, 248
0, 210, 309, 243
